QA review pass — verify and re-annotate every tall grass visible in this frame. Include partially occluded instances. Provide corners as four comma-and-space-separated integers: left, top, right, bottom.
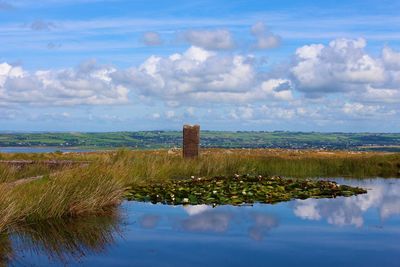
0, 163, 59, 183
0, 164, 125, 233
100, 149, 400, 183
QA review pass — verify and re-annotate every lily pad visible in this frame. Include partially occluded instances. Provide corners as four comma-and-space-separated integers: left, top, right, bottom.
126, 175, 367, 206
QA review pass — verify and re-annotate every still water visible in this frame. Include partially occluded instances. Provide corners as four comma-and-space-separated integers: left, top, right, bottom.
0, 147, 97, 153
2, 178, 400, 267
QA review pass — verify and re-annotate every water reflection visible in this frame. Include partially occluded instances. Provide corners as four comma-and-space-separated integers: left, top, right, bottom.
0, 234, 12, 267
139, 215, 160, 229
4, 210, 123, 266
293, 179, 400, 227
181, 210, 233, 233
1, 178, 400, 267
248, 213, 279, 241
180, 205, 279, 241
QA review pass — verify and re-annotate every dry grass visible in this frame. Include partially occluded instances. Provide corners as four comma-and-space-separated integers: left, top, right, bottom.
0, 164, 125, 233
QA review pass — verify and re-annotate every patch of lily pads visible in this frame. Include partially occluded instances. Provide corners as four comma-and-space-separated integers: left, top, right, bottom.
125, 175, 367, 206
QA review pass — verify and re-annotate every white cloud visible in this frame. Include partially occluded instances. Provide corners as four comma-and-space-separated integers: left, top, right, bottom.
260, 79, 293, 101
230, 106, 254, 120
251, 22, 281, 49
186, 107, 195, 116
141, 31, 162, 46
1, 36, 399, 129
291, 38, 386, 96
115, 46, 293, 105
259, 105, 295, 120
382, 46, 400, 70
165, 110, 176, 119
183, 29, 234, 50
151, 112, 160, 119
342, 102, 379, 116
361, 86, 400, 103
0, 60, 129, 106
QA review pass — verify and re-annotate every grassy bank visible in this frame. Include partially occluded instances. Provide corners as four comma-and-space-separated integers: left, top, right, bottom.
0, 149, 399, 233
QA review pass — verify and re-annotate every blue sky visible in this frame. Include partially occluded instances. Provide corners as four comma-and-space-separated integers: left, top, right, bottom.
0, 0, 399, 132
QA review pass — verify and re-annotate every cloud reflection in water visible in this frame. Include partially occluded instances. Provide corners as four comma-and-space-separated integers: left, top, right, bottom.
181, 210, 233, 233
293, 179, 400, 227
180, 205, 279, 241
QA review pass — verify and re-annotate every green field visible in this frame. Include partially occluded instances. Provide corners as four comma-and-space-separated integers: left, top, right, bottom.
0, 131, 399, 151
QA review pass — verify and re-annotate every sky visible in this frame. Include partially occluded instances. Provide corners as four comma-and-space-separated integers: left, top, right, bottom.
0, 0, 400, 132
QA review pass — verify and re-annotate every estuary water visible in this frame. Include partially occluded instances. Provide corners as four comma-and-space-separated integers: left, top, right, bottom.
3, 178, 400, 267
0, 147, 97, 153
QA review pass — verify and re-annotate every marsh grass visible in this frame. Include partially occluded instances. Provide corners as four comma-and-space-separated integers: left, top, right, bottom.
0, 163, 62, 183
0, 164, 125, 233
0, 149, 399, 233
103, 149, 400, 182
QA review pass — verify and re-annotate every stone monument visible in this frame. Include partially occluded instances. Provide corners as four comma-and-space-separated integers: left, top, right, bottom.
183, 124, 200, 158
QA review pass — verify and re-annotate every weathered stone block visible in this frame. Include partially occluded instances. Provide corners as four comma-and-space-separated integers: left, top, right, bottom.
183, 124, 200, 158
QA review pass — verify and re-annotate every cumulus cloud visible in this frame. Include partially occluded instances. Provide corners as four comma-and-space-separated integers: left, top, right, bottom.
114, 46, 293, 105
183, 29, 234, 50
289, 38, 400, 109
0, 60, 129, 106
1, 36, 399, 128
342, 102, 396, 117
251, 22, 281, 49
141, 31, 163, 46
361, 86, 400, 103
291, 38, 386, 95
230, 106, 254, 120
382, 46, 400, 70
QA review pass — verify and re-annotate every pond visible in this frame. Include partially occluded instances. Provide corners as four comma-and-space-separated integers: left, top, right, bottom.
2, 178, 400, 267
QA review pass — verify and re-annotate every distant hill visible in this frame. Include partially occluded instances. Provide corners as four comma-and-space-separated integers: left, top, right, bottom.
0, 131, 399, 151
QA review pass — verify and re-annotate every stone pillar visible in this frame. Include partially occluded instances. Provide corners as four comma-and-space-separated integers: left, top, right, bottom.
183, 124, 200, 158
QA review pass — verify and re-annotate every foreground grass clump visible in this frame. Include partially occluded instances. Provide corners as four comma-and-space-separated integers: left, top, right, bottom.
0, 165, 125, 233
126, 175, 367, 205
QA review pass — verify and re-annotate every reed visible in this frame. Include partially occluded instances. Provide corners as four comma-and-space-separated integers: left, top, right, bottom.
0, 164, 125, 233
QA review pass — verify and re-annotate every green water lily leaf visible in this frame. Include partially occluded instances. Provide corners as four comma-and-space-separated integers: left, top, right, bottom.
126, 175, 367, 206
